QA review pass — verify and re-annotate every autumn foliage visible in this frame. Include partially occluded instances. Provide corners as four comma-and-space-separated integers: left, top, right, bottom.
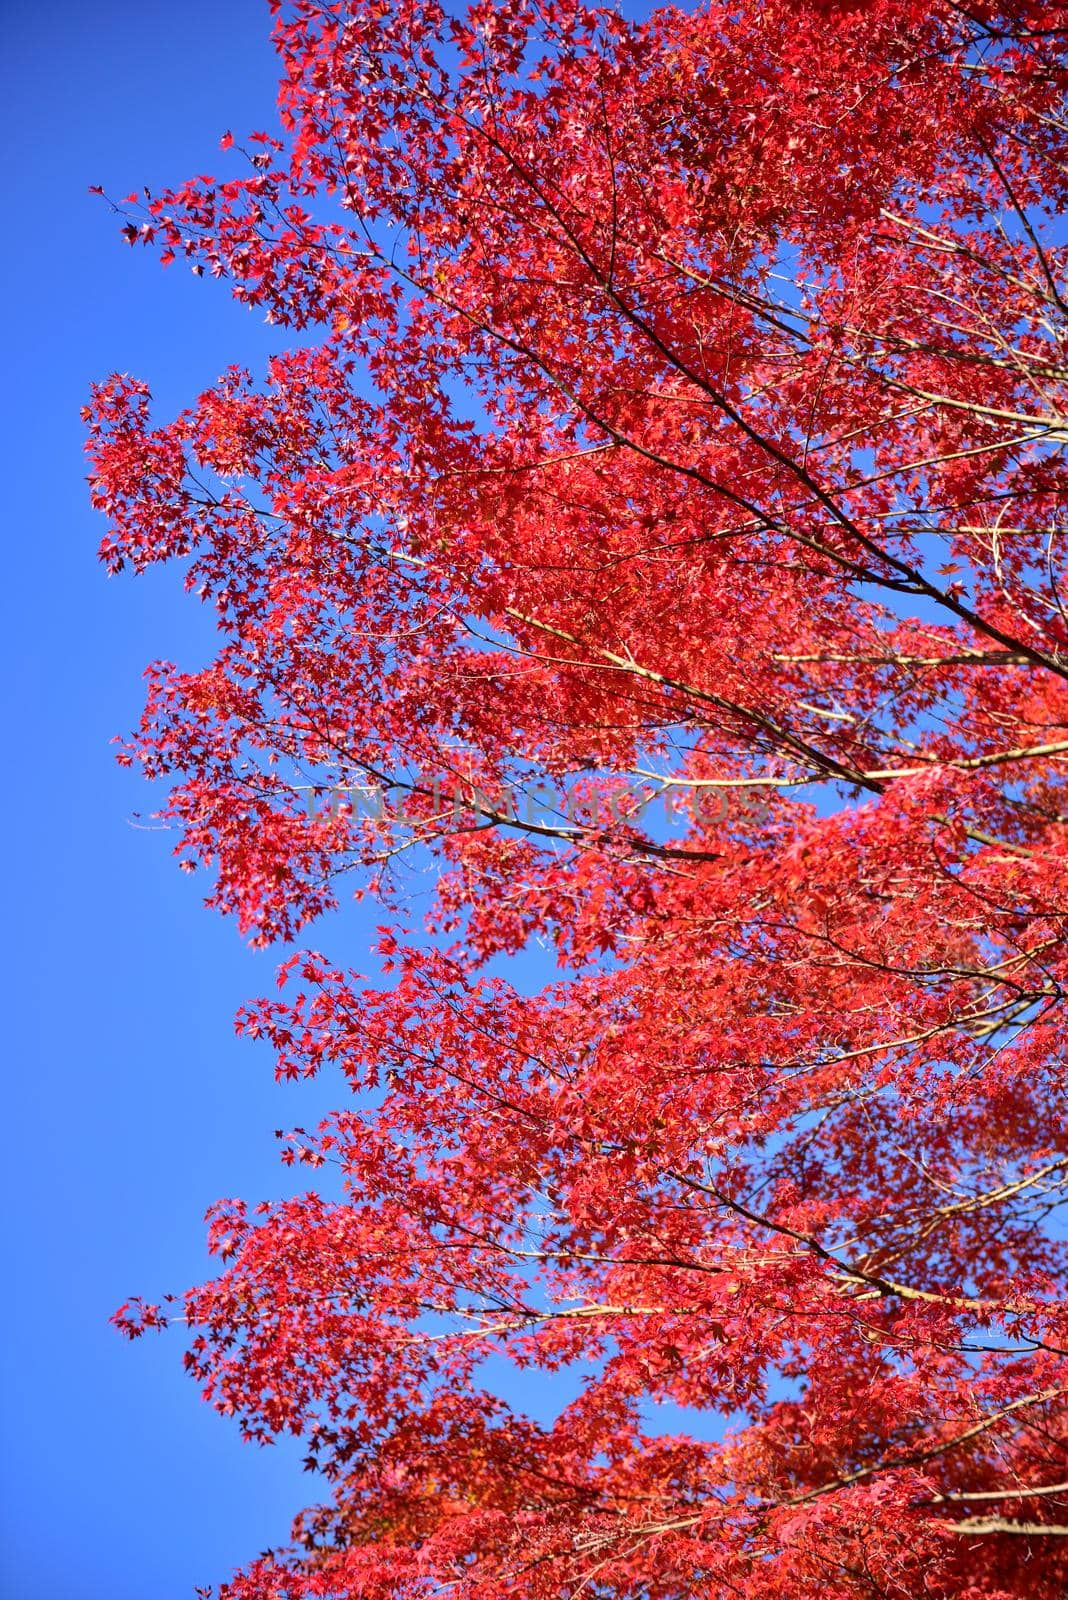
88, 0, 1068, 1594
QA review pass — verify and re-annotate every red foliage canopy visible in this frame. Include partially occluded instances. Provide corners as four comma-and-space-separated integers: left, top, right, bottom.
90, 0, 1068, 1594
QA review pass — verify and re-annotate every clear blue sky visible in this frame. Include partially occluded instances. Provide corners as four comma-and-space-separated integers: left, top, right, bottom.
1, 6, 638, 1594
0, 4, 374, 1596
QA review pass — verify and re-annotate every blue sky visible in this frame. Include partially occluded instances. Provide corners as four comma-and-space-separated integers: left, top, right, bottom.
3, 6, 664, 1594
0, 4, 372, 1596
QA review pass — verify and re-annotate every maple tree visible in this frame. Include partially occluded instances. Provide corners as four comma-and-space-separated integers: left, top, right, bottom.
88, 0, 1068, 1593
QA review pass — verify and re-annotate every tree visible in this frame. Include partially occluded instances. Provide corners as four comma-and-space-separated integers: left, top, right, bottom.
89, 0, 1068, 1593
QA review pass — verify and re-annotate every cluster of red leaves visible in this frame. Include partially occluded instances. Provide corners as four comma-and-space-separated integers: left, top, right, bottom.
94, 0, 1068, 1594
